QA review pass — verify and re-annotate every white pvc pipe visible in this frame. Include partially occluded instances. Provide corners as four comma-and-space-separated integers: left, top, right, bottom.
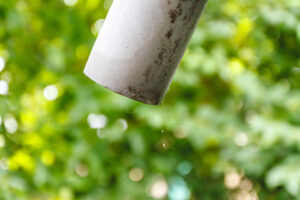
84, 0, 208, 105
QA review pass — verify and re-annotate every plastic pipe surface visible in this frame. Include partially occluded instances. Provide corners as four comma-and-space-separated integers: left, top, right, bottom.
84, 0, 208, 105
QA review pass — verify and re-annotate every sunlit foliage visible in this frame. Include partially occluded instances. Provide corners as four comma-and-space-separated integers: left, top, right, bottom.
0, 0, 300, 199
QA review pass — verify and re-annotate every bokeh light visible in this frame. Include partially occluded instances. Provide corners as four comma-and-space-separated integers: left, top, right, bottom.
43, 85, 58, 101
4, 114, 18, 134
234, 132, 249, 147
41, 150, 55, 166
149, 176, 168, 199
225, 170, 242, 189
129, 167, 144, 182
117, 118, 128, 131
75, 163, 89, 177
177, 161, 193, 176
0, 0, 299, 199
173, 127, 188, 139
168, 176, 191, 200
64, 0, 77, 7
96, 129, 104, 139
240, 179, 253, 192
0, 56, 5, 72
0, 158, 8, 170
0, 80, 8, 95
59, 187, 73, 200
87, 113, 107, 129
92, 19, 105, 36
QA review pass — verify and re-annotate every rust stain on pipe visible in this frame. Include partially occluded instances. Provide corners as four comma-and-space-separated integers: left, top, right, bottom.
84, 0, 208, 105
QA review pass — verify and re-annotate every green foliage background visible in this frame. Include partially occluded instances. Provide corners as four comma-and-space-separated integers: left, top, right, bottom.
0, 0, 300, 199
